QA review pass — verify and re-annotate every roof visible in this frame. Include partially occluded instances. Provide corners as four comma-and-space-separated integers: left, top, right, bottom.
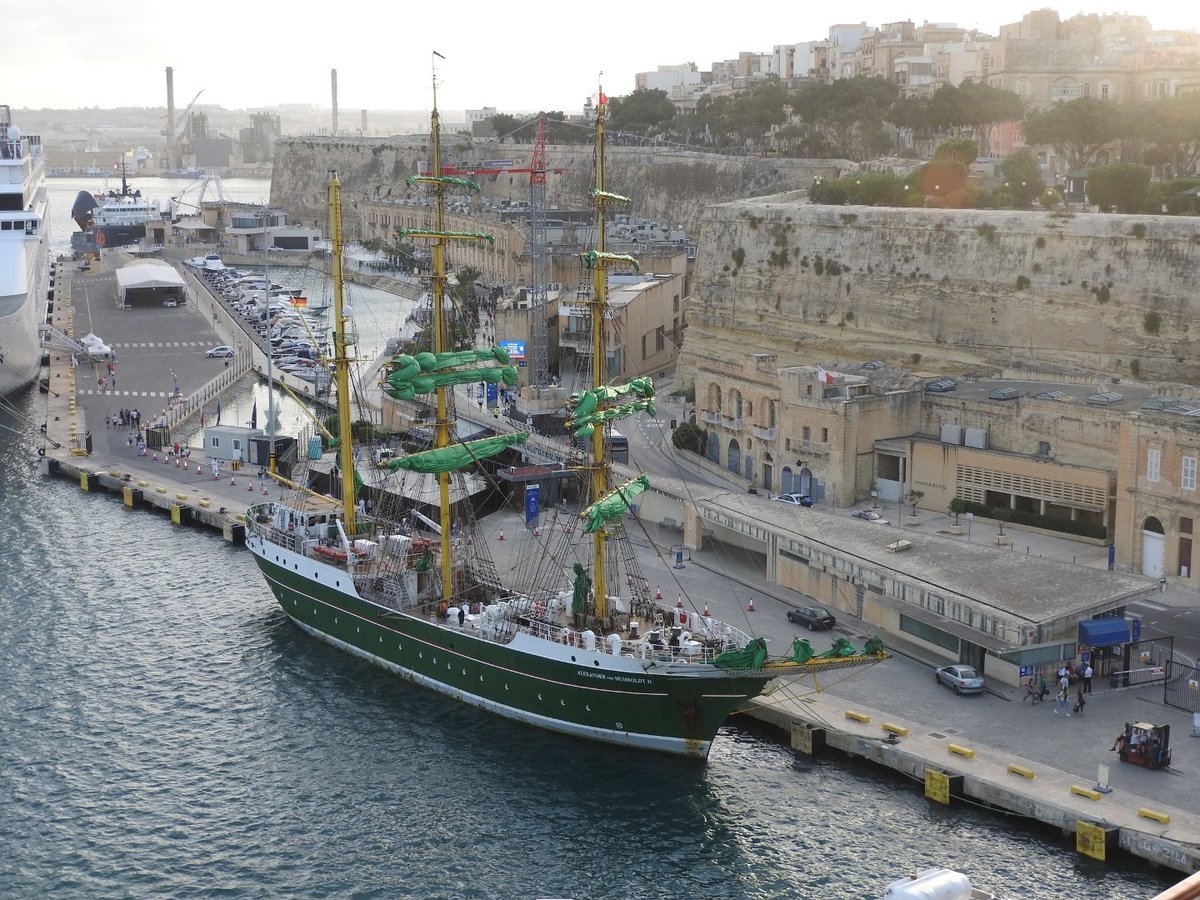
171, 217, 215, 232
115, 261, 185, 291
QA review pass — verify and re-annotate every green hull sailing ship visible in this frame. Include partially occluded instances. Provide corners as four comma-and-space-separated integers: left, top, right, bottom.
245, 74, 883, 758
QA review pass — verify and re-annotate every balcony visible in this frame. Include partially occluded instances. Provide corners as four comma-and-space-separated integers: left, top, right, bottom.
751, 424, 777, 440
721, 416, 743, 432
798, 439, 830, 455
699, 409, 720, 425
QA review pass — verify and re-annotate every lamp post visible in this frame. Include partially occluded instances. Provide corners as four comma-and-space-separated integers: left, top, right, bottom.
965, 511, 973, 543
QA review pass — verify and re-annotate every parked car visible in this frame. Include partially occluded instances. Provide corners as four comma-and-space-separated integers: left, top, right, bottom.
205, 345, 235, 358
162, 298, 178, 308
786, 605, 837, 630
851, 509, 890, 525
771, 493, 814, 507
935, 664, 985, 695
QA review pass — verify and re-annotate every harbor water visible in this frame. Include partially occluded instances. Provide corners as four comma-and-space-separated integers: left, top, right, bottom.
0, 182, 1179, 898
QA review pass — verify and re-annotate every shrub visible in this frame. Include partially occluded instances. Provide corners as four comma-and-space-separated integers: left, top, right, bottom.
1087, 164, 1152, 213
1143, 311, 1161, 335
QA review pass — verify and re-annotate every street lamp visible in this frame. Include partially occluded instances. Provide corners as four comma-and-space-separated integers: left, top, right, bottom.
965, 511, 973, 542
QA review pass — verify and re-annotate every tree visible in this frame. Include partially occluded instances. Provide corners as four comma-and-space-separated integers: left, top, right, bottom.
488, 114, 524, 141
608, 89, 676, 134
954, 81, 1024, 157
948, 497, 967, 525
1135, 94, 1200, 177
1023, 98, 1124, 172
904, 489, 925, 516
933, 137, 978, 167
999, 148, 1044, 207
1087, 163, 1151, 213
671, 421, 707, 455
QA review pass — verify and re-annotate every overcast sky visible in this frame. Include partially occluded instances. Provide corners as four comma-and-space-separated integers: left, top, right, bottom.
7, 2, 1197, 117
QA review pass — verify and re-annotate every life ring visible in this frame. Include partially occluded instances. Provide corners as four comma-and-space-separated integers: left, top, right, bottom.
37, 447, 46, 457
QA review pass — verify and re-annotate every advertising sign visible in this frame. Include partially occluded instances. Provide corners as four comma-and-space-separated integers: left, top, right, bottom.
486, 383, 498, 407
500, 340, 525, 360
524, 484, 541, 526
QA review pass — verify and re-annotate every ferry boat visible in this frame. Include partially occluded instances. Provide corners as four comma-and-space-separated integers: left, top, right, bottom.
244, 73, 886, 758
0, 105, 50, 395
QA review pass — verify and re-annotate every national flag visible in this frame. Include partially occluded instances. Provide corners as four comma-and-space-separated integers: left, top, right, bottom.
216, 397, 222, 425
250, 400, 258, 430
599, 92, 608, 106
817, 367, 834, 385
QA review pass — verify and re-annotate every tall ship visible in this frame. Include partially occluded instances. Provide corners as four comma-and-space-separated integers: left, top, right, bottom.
245, 75, 883, 757
69, 164, 162, 250
0, 105, 50, 395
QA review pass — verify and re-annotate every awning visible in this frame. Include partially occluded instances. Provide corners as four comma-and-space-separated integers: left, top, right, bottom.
1078, 617, 1130, 648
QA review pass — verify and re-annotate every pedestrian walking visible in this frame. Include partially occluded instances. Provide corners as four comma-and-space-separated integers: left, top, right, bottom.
1073, 685, 1087, 715
1053, 686, 1071, 716
1082, 663, 1093, 694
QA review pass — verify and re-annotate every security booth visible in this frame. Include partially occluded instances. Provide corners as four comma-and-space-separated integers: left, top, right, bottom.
1077, 615, 1130, 682
203, 425, 264, 464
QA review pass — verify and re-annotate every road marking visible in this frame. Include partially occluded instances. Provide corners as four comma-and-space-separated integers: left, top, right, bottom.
1131, 601, 1167, 612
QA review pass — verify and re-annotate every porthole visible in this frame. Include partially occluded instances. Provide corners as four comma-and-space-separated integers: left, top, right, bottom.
379, 636, 383, 643
356, 627, 360, 634
334, 617, 339, 624
505, 684, 510, 691
461, 668, 467, 675
537, 693, 543, 701
615, 721, 623, 730
419, 652, 423, 659
446, 663, 451, 671
594, 660, 600, 666
479, 675, 484, 682
586, 705, 592, 712
571, 656, 576, 662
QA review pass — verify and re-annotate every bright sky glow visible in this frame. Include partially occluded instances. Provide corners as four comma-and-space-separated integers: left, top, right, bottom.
6, 2, 1197, 116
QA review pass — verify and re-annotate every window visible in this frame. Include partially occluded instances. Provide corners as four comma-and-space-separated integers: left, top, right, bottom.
1147, 447, 1161, 483
802, 426, 811, 442
641, 334, 648, 359
899, 614, 959, 652
1184, 456, 1197, 491
821, 427, 829, 442
209, 437, 220, 448
655, 326, 665, 352
1181, 517, 1193, 535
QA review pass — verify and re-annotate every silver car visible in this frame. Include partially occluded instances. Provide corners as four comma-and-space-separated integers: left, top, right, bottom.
851, 509, 890, 525
935, 664, 985, 695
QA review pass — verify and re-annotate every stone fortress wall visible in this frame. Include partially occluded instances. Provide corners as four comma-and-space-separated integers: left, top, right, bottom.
681, 199, 1200, 390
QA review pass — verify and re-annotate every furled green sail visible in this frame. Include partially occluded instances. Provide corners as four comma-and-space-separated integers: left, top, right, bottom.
582, 474, 650, 533
714, 637, 769, 671
569, 398, 656, 438
569, 377, 654, 418
571, 562, 591, 616
396, 228, 495, 246
790, 638, 815, 663
405, 174, 482, 192
815, 637, 860, 659
381, 433, 528, 474
579, 249, 639, 272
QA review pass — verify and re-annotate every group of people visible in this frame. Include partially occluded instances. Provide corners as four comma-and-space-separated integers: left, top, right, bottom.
106, 408, 142, 430
1025, 661, 1094, 717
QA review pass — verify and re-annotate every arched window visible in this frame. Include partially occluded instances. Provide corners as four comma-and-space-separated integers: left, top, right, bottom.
728, 439, 741, 475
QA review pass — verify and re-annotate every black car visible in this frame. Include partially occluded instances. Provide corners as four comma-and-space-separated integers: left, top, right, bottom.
786, 605, 837, 630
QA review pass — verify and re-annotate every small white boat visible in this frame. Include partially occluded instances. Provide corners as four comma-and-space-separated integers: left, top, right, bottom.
883, 869, 995, 900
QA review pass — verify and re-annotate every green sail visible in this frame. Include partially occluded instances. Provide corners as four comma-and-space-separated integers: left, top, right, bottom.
569, 377, 654, 417
582, 474, 650, 534
384, 366, 518, 401
714, 637, 769, 671
395, 228, 495, 246
579, 249, 639, 272
381, 433, 528, 474
569, 398, 656, 438
571, 562, 591, 616
405, 174, 482, 193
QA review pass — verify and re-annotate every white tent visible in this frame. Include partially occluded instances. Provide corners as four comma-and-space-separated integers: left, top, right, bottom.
114, 261, 187, 306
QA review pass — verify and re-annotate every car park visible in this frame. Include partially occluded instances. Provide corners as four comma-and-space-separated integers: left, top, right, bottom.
851, 509, 890, 524
771, 493, 814, 507
935, 664, 985, 694
205, 345, 234, 358
786, 605, 837, 630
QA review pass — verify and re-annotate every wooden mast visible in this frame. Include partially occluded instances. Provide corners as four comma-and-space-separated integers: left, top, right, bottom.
590, 90, 609, 618
430, 78, 455, 603
329, 171, 356, 534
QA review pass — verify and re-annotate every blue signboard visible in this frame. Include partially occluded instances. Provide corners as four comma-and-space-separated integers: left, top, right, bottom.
525, 484, 541, 526
1132, 617, 1142, 643
500, 340, 526, 360
486, 382, 498, 408
1019, 665, 1034, 678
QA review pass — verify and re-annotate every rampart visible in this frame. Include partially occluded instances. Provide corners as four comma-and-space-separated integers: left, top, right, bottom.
681, 198, 1200, 388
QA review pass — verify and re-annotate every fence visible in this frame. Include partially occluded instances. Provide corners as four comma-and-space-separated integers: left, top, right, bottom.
1105, 637, 1173, 689
1164, 659, 1200, 714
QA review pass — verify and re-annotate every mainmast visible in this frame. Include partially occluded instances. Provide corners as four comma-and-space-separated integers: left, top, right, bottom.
589, 93, 610, 615
329, 171, 357, 534
429, 80, 455, 603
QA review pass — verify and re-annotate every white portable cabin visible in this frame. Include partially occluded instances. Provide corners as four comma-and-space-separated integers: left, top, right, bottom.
203, 425, 265, 463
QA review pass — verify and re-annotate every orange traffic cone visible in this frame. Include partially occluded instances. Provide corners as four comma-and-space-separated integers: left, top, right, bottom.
196, 464, 201, 475
746, 597, 756, 612
655, 585, 662, 600
175, 457, 181, 467
261, 484, 268, 495
152, 452, 157, 462
676, 595, 683, 608
498, 529, 505, 541
164, 454, 169, 464
703, 603, 710, 617
230, 476, 236, 486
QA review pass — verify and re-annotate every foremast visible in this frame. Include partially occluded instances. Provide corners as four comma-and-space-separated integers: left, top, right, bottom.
329, 171, 357, 534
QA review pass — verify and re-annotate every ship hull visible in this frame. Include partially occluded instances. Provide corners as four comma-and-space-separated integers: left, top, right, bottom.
247, 534, 770, 757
